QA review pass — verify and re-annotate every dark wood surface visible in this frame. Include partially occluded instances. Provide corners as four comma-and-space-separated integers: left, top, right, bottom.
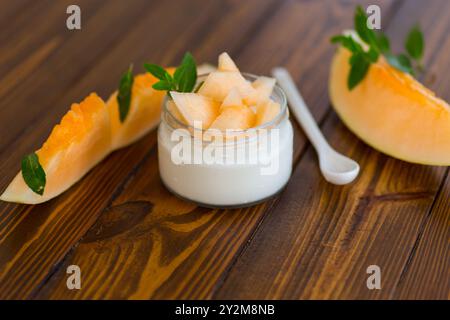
0, 0, 448, 300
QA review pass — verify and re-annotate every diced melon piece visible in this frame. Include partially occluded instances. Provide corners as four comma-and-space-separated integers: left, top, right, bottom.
166, 99, 187, 124
171, 92, 220, 128
218, 52, 239, 72
198, 71, 256, 102
254, 100, 281, 126
209, 105, 255, 131
246, 76, 276, 105
220, 87, 244, 111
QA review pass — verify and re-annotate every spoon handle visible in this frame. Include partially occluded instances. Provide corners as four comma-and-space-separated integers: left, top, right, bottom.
272, 67, 329, 152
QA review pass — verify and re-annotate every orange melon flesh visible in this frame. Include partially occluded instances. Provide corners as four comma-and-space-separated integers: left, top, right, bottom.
108, 68, 175, 150
218, 52, 239, 72
170, 92, 220, 129
198, 71, 256, 102
220, 87, 244, 111
209, 105, 255, 131
254, 100, 280, 127
0, 93, 111, 204
329, 47, 450, 165
246, 76, 276, 106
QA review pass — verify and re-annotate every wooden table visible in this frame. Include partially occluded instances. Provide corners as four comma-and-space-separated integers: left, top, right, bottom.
0, 0, 448, 300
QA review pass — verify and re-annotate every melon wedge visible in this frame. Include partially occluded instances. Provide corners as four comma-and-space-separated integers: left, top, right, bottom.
108, 67, 175, 150
209, 105, 255, 131
171, 92, 220, 129
329, 47, 450, 165
246, 76, 276, 105
0, 93, 111, 204
218, 52, 239, 72
254, 100, 281, 127
198, 71, 255, 102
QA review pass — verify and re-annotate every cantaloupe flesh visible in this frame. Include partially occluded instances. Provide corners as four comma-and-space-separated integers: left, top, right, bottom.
108, 68, 175, 150
171, 92, 220, 129
246, 76, 276, 106
329, 47, 450, 165
198, 71, 255, 102
0, 93, 111, 204
218, 52, 239, 72
209, 105, 255, 131
254, 100, 280, 127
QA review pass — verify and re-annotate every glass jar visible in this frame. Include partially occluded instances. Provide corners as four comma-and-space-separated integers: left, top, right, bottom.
158, 73, 293, 208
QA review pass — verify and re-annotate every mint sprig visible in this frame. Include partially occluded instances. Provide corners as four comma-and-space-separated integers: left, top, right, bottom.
22, 153, 46, 196
331, 6, 425, 90
117, 64, 134, 123
144, 52, 197, 93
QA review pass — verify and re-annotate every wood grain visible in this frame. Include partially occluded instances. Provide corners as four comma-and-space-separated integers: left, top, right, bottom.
0, 0, 281, 299
214, 0, 450, 299
0, 0, 447, 300
34, 0, 399, 300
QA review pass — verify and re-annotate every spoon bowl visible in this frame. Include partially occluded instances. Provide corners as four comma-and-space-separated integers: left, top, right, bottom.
318, 146, 360, 185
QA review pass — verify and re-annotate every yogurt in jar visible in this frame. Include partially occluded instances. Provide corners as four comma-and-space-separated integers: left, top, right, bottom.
158, 73, 293, 208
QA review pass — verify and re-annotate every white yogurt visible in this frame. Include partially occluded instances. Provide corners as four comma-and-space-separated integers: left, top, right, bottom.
157, 75, 293, 207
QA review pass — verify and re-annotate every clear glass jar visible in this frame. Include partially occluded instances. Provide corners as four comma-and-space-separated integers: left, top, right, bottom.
158, 73, 293, 208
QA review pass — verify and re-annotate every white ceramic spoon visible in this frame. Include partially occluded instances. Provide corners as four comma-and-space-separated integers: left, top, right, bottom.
272, 67, 360, 185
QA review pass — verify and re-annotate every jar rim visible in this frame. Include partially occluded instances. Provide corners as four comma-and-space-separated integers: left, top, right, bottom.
162, 72, 288, 134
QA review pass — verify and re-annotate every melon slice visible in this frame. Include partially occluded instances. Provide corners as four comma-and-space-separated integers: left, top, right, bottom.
218, 52, 239, 72
220, 87, 244, 111
209, 105, 255, 131
329, 47, 450, 165
108, 67, 175, 150
254, 100, 281, 127
246, 76, 276, 105
171, 92, 220, 129
0, 93, 111, 204
198, 71, 255, 102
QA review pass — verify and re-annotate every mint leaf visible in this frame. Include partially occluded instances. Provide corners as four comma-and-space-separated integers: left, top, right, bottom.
175, 52, 197, 92
152, 80, 172, 90
144, 63, 170, 81
21, 153, 46, 195
331, 35, 363, 53
348, 52, 370, 90
117, 65, 134, 123
386, 53, 413, 75
354, 6, 378, 50
405, 25, 424, 60
377, 33, 390, 53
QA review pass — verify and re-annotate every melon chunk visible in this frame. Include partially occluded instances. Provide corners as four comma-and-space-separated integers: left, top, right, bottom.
198, 71, 255, 102
218, 52, 239, 72
254, 100, 281, 126
209, 105, 255, 131
220, 88, 244, 111
166, 99, 187, 124
246, 76, 276, 105
171, 92, 220, 128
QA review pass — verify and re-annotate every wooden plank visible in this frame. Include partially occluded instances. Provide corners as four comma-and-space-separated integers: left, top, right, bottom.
0, 0, 281, 300
393, 172, 449, 299
34, 0, 397, 299
0, 0, 103, 78
214, 0, 450, 299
